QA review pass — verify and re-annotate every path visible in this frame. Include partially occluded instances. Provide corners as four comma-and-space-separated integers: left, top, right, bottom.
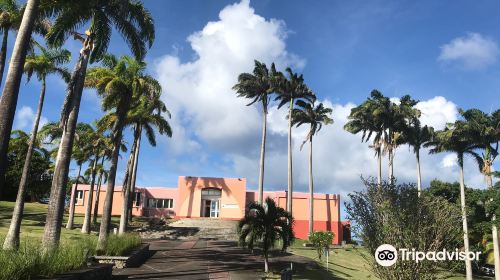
113, 239, 323, 280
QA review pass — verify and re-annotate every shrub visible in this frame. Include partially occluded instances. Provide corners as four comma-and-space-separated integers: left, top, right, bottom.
0, 236, 96, 280
308, 231, 334, 260
0, 233, 141, 280
345, 179, 462, 280
104, 233, 142, 256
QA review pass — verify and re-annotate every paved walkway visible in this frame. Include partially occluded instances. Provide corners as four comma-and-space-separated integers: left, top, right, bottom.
112, 239, 264, 280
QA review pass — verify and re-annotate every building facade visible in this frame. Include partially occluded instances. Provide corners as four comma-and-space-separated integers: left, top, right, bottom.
72, 176, 349, 244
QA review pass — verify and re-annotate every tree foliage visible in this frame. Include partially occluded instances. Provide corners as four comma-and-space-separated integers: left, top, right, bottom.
346, 179, 462, 279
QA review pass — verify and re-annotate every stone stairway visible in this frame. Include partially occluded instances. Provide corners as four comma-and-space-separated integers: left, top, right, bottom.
141, 218, 239, 241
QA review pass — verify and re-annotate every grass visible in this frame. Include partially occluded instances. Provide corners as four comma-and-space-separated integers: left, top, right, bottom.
288, 239, 493, 279
0, 201, 145, 280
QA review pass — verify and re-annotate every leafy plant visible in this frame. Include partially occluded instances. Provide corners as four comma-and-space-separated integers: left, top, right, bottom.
308, 231, 334, 260
346, 179, 462, 280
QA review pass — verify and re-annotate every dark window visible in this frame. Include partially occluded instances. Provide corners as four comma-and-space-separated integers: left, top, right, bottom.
76, 190, 84, 201
147, 198, 173, 209
133, 192, 141, 206
201, 189, 221, 196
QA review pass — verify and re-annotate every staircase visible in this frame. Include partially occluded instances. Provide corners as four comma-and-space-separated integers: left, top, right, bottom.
160, 218, 239, 241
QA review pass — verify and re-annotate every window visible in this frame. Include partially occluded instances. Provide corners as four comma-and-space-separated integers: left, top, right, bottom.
76, 190, 84, 201
201, 189, 221, 196
132, 192, 141, 207
147, 198, 173, 209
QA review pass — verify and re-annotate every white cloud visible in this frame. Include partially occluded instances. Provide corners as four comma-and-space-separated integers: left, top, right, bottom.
155, 0, 304, 155
442, 154, 457, 168
438, 32, 499, 70
13, 106, 48, 132
415, 96, 458, 130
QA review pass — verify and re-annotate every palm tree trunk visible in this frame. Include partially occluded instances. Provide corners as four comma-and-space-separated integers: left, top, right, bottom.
287, 98, 293, 216
416, 149, 422, 196
308, 137, 314, 236
92, 158, 105, 225
119, 134, 138, 234
129, 127, 142, 222
66, 163, 82, 229
388, 149, 394, 184
81, 156, 99, 233
0, 0, 39, 199
484, 172, 500, 280
377, 146, 382, 187
3, 78, 46, 249
0, 27, 9, 88
97, 98, 128, 252
42, 36, 93, 250
264, 252, 269, 273
258, 107, 267, 205
459, 158, 472, 280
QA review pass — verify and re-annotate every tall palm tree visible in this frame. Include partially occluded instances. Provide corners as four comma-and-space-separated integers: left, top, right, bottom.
92, 161, 108, 225
344, 91, 385, 185
2, 45, 70, 250
233, 60, 278, 204
426, 121, 478, 280
403, 118, 434, 194
118, 94, 172, 233
0, 0, 39, 199
80, 126, 111, 234
85, 55, 159, 251
292, 101, 333, 235
42, 0, 155, 250
237, 197, 294, 273
0, 0, 49, 87
65, 123, 97, 228
274, 68, 315, 215
370, 92, 417, 183
461, 108, 500, 279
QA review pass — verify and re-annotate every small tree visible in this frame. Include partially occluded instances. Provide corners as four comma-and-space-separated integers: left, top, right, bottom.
346, 179, 462, 280
309, 231, 334, 261
238, 197, 295, 273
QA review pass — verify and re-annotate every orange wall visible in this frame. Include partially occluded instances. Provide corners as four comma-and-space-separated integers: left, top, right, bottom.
176, 176, 246, 219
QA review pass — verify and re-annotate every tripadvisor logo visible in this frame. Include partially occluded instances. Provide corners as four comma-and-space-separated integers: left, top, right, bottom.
374, 244, 481, 267
375, 244, 398, 267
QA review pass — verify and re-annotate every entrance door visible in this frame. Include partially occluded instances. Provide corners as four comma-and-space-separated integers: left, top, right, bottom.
210, 200, 220, 218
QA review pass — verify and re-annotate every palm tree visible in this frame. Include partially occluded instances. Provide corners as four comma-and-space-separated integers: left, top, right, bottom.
233, 60, 278, 204
237, 197, 295, 273
85, 55, 159, 251
0, 0, 23, 86
0, 0, 39, 199
403, 118, 434, 194
461, 108, 500, 279
118, 94, 172, 234
2, 45, 70, 250
92, 161, 108, 225
274, 68, 316, 215
41, 0, 155, 250
292, 101, 333, 235
425, 121, 478, 280
344, 91, 385, 185
60, 122, 92, 229
80, 126, 111, 234
0, 0, 49, 86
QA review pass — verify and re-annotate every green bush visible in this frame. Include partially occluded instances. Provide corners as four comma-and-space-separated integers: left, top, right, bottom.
104, 233, 142, 256
0, 233, 142, 280
308, 231, 334, 260
0, 237, 96, 280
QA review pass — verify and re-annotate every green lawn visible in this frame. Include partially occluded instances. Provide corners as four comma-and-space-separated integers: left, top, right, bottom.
288, 240, 492, 280
0, 201, 147, 242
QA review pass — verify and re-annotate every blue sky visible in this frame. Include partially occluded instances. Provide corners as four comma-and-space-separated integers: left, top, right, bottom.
7, 0, 500, 209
